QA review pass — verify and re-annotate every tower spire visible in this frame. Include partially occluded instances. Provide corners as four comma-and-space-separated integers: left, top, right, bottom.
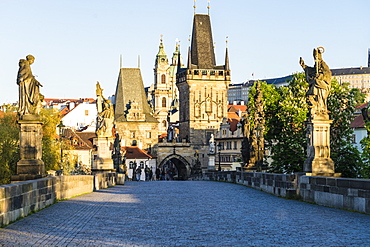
177, 42, 182, 71
207, 1, 210, 15
193, 0, 196, 14
225, 36, 230, 71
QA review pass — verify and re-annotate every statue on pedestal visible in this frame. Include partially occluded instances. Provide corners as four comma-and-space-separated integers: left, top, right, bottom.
300, 47, 338, 176
17, 55, 44, 118
96, 82, 114, 137
209, 134, 215, 154
300, 47, 332, 120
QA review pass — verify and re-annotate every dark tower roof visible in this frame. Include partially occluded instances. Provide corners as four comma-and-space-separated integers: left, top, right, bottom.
190, 14, 216, 69
114, 68, 157, 122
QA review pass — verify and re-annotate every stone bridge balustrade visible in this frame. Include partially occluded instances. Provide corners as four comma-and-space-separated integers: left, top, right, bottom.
0, 173, 125, 227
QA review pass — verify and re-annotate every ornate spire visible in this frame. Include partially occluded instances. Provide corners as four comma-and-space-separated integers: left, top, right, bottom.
207, 0, 210, 15
193, 0, 196, 15
155, 35, 168, 66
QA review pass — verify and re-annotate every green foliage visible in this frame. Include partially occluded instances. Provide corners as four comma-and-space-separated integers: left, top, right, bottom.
248, 73, 362, 176
360, 104, 370, 178
40, 108, 62, 171
268, 73, 308, 173
248, 80, 281, 138
328, 80, 362, 177
349, 88, 366, 106
0, 113, 19, 185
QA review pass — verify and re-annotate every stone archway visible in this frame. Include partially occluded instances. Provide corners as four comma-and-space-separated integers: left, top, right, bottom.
159, 154, 191, 180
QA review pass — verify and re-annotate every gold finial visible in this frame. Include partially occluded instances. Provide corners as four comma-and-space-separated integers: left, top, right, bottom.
160, 34, 163, 43
226, 36, 229, 48
193, 0, 196, 14
188, 35, 191, 46
207, 1, 210, 15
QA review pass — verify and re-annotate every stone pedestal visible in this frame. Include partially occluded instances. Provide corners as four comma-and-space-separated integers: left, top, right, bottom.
11, 117, 45, 182
92, 137, 115, 173
304, 120, 340, 177
208, 153, 216, 171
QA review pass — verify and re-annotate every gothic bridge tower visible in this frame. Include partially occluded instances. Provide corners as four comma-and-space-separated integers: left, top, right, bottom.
176, 13, 230, 162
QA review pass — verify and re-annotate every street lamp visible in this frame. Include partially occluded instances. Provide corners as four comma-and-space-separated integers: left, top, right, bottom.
57, 120, 65, 169
217, 142, 222, 171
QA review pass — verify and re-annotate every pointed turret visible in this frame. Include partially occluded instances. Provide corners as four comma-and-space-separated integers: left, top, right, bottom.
225, 45, 230, 71
190, 14, 216, 69
187, 45, 192, 69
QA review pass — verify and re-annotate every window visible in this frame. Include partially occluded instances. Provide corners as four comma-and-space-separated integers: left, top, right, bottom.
161, 74, 166, 84
162, 97, 166, 107
226, 141, 232, 150
85, 110, 89, 116
162, 120, 167, 128
233, 141, 237, 150
352, 134, 356, 144
147, 132, 152, 138
131, 131, 135, 138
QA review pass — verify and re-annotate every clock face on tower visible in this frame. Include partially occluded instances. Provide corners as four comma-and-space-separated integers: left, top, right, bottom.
161, 58, 165, 62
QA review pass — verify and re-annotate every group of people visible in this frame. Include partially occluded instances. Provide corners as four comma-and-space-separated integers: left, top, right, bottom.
133, 166, 177, 181
134, 165, 153, 181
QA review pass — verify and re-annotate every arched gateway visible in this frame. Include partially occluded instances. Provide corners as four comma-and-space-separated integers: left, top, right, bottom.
158, 154, 191, 180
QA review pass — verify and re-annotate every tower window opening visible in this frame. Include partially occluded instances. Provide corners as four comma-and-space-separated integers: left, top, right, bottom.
162, 97, 166, 107
161, 74, 166, 84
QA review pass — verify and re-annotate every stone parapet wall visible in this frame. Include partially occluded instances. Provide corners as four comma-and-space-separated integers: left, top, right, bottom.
199, 171, 297, 198
299, 175, 370, 214
55, 175, 94, 200
0, 177, 56, 227
0, 173, 125, 227
195, 171, 370, 214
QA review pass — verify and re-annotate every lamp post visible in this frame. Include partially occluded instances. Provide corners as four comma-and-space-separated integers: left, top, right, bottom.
217, 142, 222, 171
57, 120, 65, 170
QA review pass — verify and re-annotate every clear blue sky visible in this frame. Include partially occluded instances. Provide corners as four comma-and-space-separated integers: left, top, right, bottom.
1, 0, 369, 104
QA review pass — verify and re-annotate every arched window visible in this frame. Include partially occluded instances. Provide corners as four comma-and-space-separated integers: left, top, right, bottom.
162, 120, 167, 128
161, 74, 166, 84
162, 97, 166, 107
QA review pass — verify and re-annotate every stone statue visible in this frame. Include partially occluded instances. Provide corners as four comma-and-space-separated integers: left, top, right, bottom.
17, 55, 44, 118
209, 134, 215, 154
96, 82, 114, 137
300, 47, 332, 119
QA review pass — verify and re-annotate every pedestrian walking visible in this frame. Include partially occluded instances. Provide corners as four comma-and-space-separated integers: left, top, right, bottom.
144, 165, 151, 181
135, 166, 142, 181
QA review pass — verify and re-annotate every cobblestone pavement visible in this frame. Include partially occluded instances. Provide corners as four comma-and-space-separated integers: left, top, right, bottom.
1, 181, 370, 246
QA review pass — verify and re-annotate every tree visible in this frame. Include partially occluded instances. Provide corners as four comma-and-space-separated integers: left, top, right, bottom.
268, 73, 308, 173
360, 104, 370, 178
349, 88, 366, 106
0, 112, 19, 185
39, 108, 62, 171
328, 79, 362, 178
